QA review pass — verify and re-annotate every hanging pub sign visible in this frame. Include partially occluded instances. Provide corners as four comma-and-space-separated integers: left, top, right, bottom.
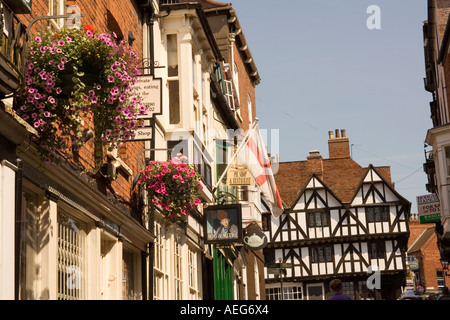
243, 229, 267, 250
134, 75, 162, 117
204, 204, 243, 244
226, 165, 253, 186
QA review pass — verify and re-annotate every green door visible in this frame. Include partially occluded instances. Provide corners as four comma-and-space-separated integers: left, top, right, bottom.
213, 247, 233, 300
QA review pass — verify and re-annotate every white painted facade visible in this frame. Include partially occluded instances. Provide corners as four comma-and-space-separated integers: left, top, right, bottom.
146, 4, 229, 300
0, 160, 16, 299
426, 125, 450, 239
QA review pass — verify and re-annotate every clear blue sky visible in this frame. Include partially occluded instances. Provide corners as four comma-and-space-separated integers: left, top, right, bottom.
231, 0, 431, 213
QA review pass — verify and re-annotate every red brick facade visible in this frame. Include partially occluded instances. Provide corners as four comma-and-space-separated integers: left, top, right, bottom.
408, 216, 450, 292
233, 43, 256, 131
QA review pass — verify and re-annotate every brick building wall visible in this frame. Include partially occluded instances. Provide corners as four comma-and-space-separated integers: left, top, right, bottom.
437, 0, 450, 39
233, 43, 256, 131
408, 216, 450, 292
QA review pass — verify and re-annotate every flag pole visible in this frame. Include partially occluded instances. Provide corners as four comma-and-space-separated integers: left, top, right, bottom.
212, 120, 259, 194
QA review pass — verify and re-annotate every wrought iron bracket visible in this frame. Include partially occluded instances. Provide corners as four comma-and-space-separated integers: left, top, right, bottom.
22, 13, 86, 75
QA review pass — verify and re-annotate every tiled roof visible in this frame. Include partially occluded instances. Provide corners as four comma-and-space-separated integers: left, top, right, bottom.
274, 155, 393, 207
274, 130, 396, 208
407, 227, 435, 254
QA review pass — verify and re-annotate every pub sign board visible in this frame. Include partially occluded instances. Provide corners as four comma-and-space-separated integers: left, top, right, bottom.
243, 229, 267, 250
226, 165, 253, 186
135, 75, 162, 117
204, 204, 243, 244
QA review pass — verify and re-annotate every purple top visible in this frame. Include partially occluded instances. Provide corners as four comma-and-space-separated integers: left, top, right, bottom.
329, 293, 352, 300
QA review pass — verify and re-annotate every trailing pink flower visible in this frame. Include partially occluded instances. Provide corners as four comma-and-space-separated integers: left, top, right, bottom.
138, 154, 202, 222
14, 24, 149, 165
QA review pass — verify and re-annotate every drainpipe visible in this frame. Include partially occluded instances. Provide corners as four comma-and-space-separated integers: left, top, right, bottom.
139, 0, 171, 300
14, 158, 23, 300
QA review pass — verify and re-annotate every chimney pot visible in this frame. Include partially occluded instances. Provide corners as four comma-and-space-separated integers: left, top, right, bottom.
308, 150, 321, 158
307, 149, 323, 178
328, 129, 350, 159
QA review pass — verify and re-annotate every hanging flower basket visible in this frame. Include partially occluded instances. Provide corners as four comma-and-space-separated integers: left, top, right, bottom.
13, 24, 148, 165
58, 61, 98, 98
138, 154, 203, 222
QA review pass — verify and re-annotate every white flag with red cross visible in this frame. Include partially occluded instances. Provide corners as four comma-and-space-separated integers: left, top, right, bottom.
237, 124, 284, 218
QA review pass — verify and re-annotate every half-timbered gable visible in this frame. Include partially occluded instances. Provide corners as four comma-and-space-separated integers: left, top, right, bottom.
266, 174, 343, 243
265, 130, 411, 300
351, 165, 409, 235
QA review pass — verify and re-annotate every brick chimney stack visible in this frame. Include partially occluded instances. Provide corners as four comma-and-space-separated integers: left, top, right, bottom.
307, 149, 323, 179
328, 129, 350, 159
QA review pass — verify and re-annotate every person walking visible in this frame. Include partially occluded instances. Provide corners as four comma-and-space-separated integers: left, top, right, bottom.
438, 286, 450, 300
329, 279, 351, 300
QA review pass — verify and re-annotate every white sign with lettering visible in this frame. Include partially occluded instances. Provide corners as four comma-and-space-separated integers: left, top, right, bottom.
134, 75, 162, 118
132, 127, 153, 140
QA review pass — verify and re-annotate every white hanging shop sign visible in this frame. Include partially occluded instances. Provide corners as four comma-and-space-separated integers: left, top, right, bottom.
243, 229, 267, 250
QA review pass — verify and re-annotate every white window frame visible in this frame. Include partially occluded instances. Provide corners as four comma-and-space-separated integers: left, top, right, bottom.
173, 237, 184, 300
265, 283, 303, 300
167, 34, 181, 126
57, 209, 88, 300
153, 221, 169, 300
233, 62, 239, 104
306, 283, 324, 300
48, 0, 66, 29
122, 245, 142, 300
444, 145, 450, 177
188, 246, 200, 299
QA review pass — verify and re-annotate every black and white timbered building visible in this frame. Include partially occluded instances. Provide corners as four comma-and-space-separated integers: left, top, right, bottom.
263, 130, 411, 300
